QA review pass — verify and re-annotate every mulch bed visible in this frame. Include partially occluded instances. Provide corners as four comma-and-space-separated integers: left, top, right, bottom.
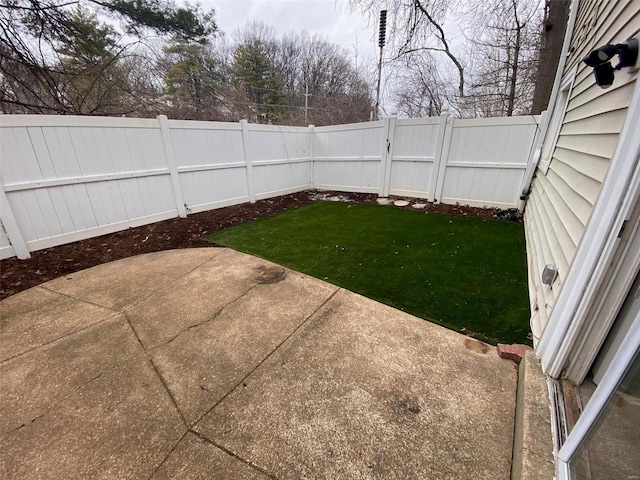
0, 190, 499, 300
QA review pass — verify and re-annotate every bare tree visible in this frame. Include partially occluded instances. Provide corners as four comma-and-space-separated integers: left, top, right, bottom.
277, 31, 305, 107
1, 3, 372, 125
295, 34, 373, 125
233, 21, 280, 63
348, 0, 465, 96
390, 52, 445, 117
348, 0, 548, 119
0, 0, 214, 114
455, 0, 541, 117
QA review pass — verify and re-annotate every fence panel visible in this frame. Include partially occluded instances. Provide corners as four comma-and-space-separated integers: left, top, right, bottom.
439, 117, 539, 208
388, 118, 441, 198
0, 116, 176, 255
313, 122, 383, 193
247, 125, 312, 199
169, 121, 249, 214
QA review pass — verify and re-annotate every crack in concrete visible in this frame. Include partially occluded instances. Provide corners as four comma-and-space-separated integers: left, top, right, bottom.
1, 352, 146, 437
38, 285, 121, 314
189, 429, 279, 480
145, 282, 261, 351
0, 310, 123, 365
37, 248, 225, 314
148, 356, 190, 428
123, 313, 190, 428
520, 445, 555, 465
1, 370, 98, 436
144, 430, 190, 480
133, 278, 295, 429
191, 288, 341, 428
119, 248, 228, 314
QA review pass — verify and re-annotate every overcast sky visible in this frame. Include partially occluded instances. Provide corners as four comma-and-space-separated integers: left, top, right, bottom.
199, 0, 378, 63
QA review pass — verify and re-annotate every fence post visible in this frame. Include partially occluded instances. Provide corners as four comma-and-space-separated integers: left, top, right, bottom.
430, 108, 452, 203
157, 115, 187, 218
309, 124, 315, 188
0, 182, 30, 259
240, 119, 256, 203
378, 116, 391, 197
381, 113, 397, 197
378, 118, 388, 196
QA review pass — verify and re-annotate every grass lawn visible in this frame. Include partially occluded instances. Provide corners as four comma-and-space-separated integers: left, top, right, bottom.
205, 201, 530, 345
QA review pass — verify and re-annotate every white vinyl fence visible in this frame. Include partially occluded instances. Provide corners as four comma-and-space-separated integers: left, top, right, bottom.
0, 112, 540, 259
313, 113, 541, 206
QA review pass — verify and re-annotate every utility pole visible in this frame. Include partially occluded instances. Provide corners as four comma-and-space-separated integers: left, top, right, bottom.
304, 84, 311, 124
375, 9, 387, 120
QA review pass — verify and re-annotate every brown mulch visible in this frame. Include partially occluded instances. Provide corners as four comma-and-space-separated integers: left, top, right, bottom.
0, 191, 499, 301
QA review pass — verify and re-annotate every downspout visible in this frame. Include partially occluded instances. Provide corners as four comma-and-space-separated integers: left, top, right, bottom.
517, 112, 547, 212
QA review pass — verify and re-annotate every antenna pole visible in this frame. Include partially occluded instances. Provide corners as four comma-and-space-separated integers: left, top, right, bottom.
375, 10, 387, 120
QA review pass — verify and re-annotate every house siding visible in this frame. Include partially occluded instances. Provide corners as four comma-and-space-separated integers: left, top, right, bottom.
526, 0, 640, 341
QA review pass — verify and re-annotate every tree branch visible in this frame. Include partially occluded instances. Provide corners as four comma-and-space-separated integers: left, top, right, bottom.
412, 0, 464, 96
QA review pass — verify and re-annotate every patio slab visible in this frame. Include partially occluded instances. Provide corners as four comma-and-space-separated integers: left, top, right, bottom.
194, 288, 517, 479
126, 249, 305, 349
149, 269, 338, 424
0, 315, 142, 435
0, 357, 185, 480
150, 432, 271, 480
43, 248, 222, 311
0, 248, 519, 479
0, 286, 117, 362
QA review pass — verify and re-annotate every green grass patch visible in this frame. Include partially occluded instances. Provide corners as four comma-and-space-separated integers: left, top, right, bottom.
204, 201, 530, 344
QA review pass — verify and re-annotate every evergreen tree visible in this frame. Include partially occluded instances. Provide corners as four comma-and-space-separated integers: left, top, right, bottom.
232, 40, 286, 123
163, 40, 224, 120
53, 7, 130, 114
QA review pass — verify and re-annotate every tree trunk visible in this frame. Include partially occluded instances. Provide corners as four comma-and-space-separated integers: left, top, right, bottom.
508, 25, 522, 116
531, 0, 570, 114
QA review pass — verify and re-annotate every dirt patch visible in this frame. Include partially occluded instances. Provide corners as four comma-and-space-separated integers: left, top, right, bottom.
464, 338, 490, 354
396, 397, 422, 415
0, 191, 502, 301
255, 265, 286, 284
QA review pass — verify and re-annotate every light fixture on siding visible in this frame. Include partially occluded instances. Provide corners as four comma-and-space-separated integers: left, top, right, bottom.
542, 264, 559, 286
582, 38, 638, 89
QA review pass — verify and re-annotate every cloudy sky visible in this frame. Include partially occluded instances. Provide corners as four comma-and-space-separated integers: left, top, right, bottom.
200, 0, 378, 62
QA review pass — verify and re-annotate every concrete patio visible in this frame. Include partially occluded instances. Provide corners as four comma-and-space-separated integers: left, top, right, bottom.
1, 247, 521, 479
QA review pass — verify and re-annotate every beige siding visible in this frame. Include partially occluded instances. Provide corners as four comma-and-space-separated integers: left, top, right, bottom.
525, 0, 640, 341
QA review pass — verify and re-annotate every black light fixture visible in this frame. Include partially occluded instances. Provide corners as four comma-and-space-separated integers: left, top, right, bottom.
583, 38, 638, 89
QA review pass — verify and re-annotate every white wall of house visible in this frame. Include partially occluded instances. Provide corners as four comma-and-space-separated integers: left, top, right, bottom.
525, 0, 640, 343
